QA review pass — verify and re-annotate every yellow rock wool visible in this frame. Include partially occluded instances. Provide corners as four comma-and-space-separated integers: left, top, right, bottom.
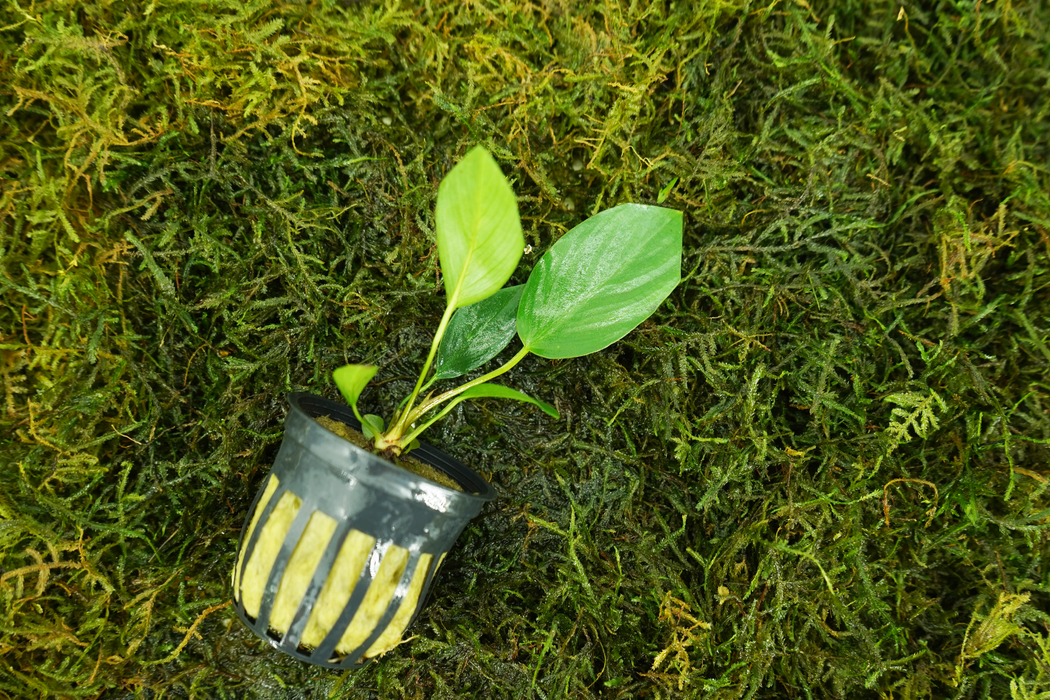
234, 474, 279, 594
268, 510, 338, 635
332, 544, 409, 654
299, 528, 376, 647
240, 489, 302, 619
363, 551, 433, 658
235, 482, 439, 658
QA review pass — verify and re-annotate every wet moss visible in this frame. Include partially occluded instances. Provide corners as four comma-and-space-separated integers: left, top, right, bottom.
1, 0, 1049, 697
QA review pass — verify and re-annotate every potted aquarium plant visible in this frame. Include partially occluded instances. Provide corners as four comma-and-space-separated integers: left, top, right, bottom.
232, 147, 683, 669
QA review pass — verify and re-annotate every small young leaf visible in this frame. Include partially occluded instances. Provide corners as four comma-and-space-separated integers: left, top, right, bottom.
332, 364, 378, 425
361, 414, 385, 440
657, 177, 679, 204
517, 203, 683, 359
433, 284, 525, 380
436, 146, 524, 309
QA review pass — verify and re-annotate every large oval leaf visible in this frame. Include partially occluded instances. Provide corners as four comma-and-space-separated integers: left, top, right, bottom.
433, 284, 524, 380
436, 146, 524, 309
517, 203, 682, 359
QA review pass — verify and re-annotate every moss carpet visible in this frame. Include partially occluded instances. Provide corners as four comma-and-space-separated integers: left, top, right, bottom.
1, 0, 1049, 697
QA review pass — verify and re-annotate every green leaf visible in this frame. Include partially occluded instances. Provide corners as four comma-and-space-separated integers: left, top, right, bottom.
332, 364, 378, 425
361, 414, 385, 440
517, 203, 683, 359
400, 383, 558, 448
436, 146, 524, 309
657, 177, 679, 204
433, 284, 524, 380
453, 383, 559, 417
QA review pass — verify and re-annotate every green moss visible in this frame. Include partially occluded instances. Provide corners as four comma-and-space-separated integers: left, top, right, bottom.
1, 0, 1049, 697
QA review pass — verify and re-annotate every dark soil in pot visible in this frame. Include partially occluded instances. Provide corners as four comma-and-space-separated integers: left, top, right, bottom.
312, 415, 462, 492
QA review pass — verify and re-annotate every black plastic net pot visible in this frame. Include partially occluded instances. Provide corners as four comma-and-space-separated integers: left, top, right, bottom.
232, 392, 496, 669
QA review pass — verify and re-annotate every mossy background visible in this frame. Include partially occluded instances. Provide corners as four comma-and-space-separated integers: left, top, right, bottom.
2, 0, 1049, 697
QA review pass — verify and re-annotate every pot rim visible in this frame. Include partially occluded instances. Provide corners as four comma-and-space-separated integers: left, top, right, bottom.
286, 392, 498, 506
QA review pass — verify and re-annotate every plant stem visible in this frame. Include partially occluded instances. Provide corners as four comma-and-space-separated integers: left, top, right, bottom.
387, 300, 458, 441
406, 345, 531, 425
399, 395, 467, 447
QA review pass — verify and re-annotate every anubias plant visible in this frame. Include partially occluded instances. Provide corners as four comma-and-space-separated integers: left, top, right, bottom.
334, 146, 684, 454
234, 147, 682, 664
